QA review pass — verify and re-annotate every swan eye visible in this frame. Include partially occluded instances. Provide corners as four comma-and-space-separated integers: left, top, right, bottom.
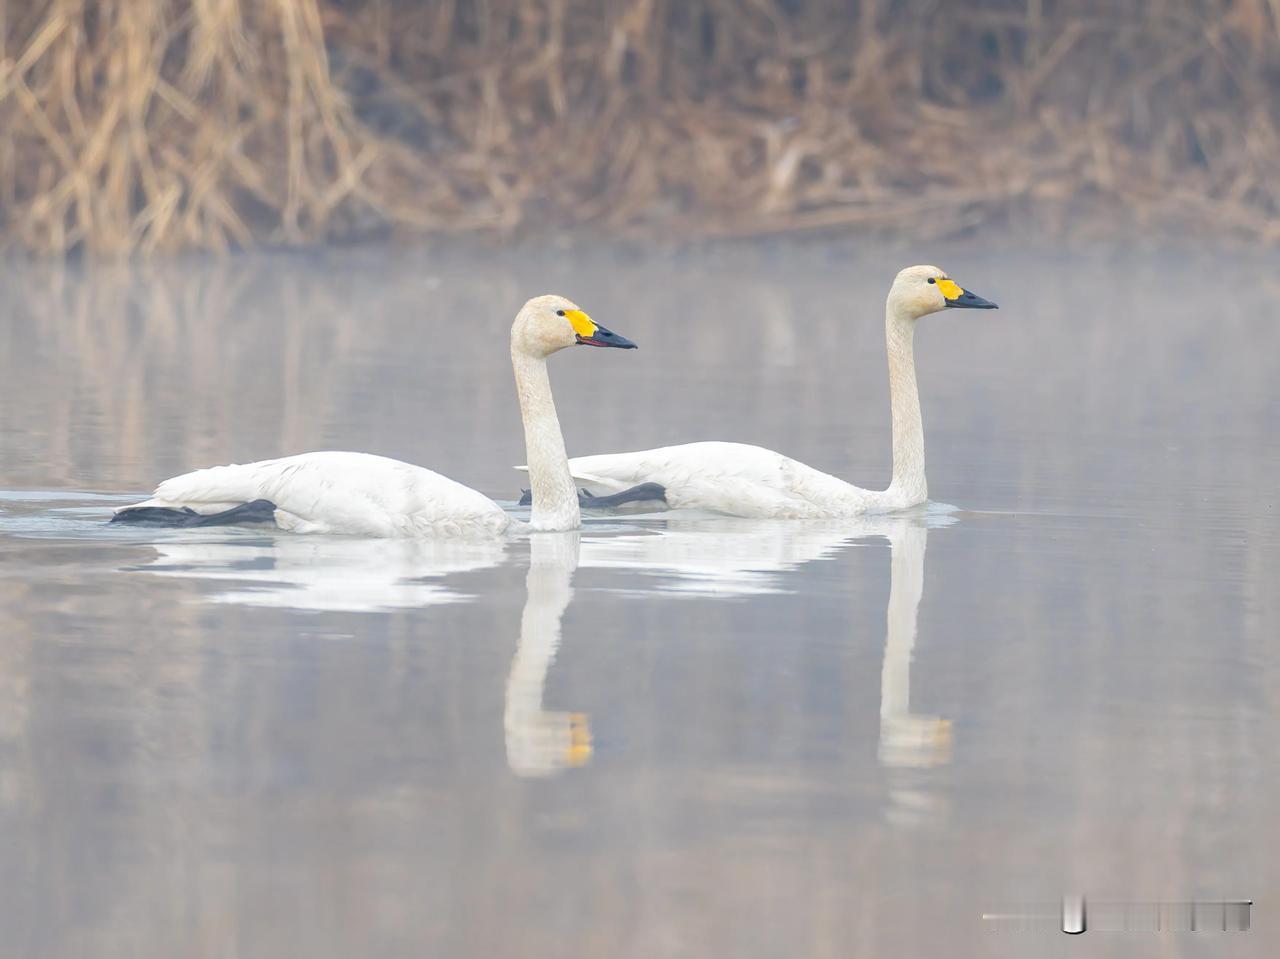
556, 309, 566, 316
927, 277, 936, 284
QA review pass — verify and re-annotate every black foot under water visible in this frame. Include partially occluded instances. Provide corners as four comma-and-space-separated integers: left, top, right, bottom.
518, 484, 668, 509
110, 499, 279, 528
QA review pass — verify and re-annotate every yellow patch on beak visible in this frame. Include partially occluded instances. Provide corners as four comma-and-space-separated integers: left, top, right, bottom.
936, 278, 964, 301
565, 712, 592, 767
564, 309, 596, 338
934, 718, 953, 749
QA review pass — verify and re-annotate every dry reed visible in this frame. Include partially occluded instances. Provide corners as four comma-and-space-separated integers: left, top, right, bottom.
2, 0, 1279, 254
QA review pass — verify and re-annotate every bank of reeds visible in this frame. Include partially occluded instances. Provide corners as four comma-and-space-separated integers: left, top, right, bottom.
2, 0, 1279, 254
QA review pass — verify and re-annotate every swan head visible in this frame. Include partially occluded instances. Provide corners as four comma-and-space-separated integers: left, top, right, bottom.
511, 295, 637, 358
889, 265, 998, 320
506, 710, 593, 777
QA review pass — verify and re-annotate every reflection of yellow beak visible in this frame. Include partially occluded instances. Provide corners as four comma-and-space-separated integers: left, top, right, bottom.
933, 718, 953, 751
565, 712, 593, 767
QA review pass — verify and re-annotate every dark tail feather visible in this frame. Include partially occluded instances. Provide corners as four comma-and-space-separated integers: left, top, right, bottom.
111, 499, 278, 528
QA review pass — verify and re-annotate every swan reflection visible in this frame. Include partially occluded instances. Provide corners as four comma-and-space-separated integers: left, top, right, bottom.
585, 511, 954, 815
577, 515, 859, 595
878, 521, 951, 770
127, 508, 954, 792
528, 511, 954, 788
875, 519, 952, 826
505, 532, 592, 777
132, 534, 508, 610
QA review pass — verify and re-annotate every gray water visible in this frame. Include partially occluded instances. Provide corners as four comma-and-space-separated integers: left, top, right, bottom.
0, 245, 1276, 958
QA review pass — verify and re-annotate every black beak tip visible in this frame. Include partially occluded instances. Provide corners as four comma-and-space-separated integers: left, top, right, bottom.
947, 292, 999, 310
576, 331, 638, 349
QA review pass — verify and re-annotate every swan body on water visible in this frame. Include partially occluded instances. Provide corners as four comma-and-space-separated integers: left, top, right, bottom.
112, 296, 636, 536
525, 266, 996, 518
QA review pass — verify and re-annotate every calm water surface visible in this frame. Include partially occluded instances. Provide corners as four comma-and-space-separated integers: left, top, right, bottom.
0, 245, 1276, 957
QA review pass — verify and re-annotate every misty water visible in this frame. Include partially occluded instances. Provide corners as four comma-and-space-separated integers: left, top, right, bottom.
0, 244, 1276, 958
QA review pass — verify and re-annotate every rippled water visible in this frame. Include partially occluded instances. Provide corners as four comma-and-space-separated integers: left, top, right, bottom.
0, 245, 1276, 957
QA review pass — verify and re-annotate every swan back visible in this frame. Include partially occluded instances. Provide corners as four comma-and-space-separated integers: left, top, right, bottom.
144, 452, 510, 536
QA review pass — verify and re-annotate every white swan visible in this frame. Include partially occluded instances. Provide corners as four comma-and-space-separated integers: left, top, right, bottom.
524, 266, 996, 518
111, 295, 636, 536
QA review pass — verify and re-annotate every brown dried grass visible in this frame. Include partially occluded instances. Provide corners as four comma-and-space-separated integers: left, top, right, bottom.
2, 0, 1279, 254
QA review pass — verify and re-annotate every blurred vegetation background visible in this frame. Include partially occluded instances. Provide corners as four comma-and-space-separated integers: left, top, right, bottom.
1, 0, 1278, 255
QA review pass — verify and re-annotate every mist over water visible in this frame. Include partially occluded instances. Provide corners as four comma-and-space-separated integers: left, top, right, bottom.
1, 244, 1277, 957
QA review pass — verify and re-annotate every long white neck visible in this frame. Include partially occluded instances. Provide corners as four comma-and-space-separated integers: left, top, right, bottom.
512, 349, 581, 531
885, 305, 927, 504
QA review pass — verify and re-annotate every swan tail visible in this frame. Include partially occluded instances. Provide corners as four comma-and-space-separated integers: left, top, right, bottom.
567, 457, 653, 494
110, 499, 279, 528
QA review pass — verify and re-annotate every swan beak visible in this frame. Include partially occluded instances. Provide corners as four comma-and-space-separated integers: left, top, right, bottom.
565, 712, 593, 767
940, 279, 998, 310
576, 325, 637, 348
567, 309, 637, 349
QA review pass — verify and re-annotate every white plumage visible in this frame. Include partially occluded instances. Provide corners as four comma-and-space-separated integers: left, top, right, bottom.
133, 451, 512, 536
114, 295, 637, 536
528, 265, 997, 519
565, 441, 879, 518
